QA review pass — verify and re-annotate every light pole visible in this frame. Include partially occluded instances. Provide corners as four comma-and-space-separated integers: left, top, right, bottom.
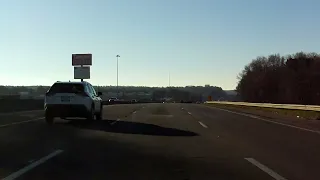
169, 72, 171, 87
116, 55, 120, 98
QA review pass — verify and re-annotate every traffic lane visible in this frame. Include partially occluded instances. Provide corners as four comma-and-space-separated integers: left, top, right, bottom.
103, 103, 145, 120
0, 104, 142, 179
0, 119, 73, 178
0, 110, 44, 125
190, 104, 320, 180
183, 104, 320, 180
0, 103, 143, 128
20, 103, 272, 180
0, 110, 43, 116
127, 103, 273, 180
107, 103, 272, 180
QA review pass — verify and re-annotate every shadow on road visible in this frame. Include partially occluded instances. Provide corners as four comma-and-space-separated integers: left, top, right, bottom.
58, 119, 198, 137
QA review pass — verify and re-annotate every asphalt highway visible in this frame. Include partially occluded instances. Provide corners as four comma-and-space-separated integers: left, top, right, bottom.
0, 103, 319, 180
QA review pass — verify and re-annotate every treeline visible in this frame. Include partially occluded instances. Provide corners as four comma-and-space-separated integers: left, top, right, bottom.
151, 86, 229, 102
0, 85, 233, 102
236, 52, 320, 105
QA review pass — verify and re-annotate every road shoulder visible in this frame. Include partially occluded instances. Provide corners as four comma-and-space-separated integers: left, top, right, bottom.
204, 104, 320, 132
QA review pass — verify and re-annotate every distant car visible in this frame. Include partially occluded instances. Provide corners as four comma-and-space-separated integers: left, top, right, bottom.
108, 97, 118, 103
131, 99, 137, 103
44, 81, 103, 124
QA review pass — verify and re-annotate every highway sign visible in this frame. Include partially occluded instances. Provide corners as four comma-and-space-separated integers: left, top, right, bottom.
74, 66, 90, 79
72, 54, 92, 66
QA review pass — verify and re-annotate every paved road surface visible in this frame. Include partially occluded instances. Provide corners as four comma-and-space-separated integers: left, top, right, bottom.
0, 103, 319, 180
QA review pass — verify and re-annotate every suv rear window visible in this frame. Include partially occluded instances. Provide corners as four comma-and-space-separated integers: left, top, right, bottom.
48, 83, 84, 94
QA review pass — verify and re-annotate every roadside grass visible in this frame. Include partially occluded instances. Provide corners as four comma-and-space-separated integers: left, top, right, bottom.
204, 103, 320, 120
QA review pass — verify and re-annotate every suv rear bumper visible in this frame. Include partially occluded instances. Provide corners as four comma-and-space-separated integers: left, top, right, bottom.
45, 104, 89, 118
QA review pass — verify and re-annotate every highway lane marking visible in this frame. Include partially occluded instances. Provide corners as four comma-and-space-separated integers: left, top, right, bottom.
187, 112, 192, 115
2, 149, 64, 180
133, 111, 137, 114
245, 158, 287, 180
213, 107, 320, 135
20, 114, 38, 118
110, 118, 121, 125
0, 117, 44, 128
181, 107, 184, 110
198, 121, 208, 128
0, 110, 42, 116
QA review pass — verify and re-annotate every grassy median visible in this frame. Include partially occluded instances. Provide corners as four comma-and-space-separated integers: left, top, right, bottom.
204, 103, 320, 120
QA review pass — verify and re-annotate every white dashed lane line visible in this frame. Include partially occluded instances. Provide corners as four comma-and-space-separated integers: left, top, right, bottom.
2, 149, 64, 180
110, 118, 121, 125
198, 121, 208, 128
181, 108, 207, 128
245, 158, 287, 180
0, 110, 42, 116
110, 109, 140, 126
0, 118, 44, 128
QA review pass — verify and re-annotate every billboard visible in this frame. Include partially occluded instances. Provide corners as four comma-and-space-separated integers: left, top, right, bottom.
72, 54, 92, 66
74, 66, 90, 79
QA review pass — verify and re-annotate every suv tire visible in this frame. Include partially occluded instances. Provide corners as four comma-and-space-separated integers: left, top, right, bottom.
86, 106, 95, 121
45, 115, 54, 125
96, 104, 103, 120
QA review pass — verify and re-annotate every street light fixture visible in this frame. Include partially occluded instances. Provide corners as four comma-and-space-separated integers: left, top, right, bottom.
116, 55, 120, 98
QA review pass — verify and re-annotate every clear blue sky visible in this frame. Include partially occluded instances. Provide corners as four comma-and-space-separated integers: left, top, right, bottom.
1, 0, 319, 90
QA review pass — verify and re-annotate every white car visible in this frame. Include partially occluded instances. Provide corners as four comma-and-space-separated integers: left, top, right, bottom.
44, 81, 103, 124
108, 97, 118, 102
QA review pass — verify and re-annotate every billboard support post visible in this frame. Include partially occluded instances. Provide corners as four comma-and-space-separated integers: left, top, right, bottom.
81, 65, 83, 82
116, 55, 120, 98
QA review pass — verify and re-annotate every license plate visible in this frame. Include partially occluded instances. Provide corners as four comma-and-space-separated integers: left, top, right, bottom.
61, 96, 70, 102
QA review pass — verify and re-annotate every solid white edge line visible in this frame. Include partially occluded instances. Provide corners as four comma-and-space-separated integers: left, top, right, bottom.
198, 121, 208, 128
2, 149, 64, 180
0, 118, 44, 128
245, 158, 287, 180
212, 106, 320, 135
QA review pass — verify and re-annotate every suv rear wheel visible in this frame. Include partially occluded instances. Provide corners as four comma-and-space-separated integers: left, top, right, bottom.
96, 104, 103, 120
45, 115, 54, 125
86, 106, 95, 121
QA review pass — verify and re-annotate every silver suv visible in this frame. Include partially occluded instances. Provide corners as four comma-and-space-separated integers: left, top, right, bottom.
44, 81, 103, 124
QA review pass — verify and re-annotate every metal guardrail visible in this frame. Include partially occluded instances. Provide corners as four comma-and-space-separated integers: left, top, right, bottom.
205, 101, 320, 112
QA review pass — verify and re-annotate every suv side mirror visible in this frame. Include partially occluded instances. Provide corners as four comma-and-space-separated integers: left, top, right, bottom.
98, 92, 102, 96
